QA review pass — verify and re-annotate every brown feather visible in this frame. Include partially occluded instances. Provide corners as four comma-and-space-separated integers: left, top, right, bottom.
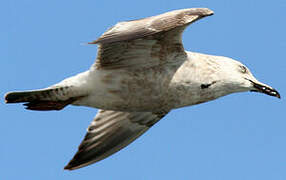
88, 8, 213, 69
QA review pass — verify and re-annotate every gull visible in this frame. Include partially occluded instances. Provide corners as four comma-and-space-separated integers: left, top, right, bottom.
5, 8, 280, 170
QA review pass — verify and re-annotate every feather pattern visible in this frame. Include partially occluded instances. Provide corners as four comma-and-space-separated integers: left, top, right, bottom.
89, 8, 213, 69
64, 110, 168, 170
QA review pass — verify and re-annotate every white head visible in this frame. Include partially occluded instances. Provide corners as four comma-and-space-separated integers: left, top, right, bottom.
207, 55, 280, 99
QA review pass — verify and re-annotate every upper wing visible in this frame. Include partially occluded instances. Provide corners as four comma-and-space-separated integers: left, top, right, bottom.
90, 8, 213, 69
64, 109, 168, 170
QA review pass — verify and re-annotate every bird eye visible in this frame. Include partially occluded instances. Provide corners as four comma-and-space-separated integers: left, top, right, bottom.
239, 65, 248, 73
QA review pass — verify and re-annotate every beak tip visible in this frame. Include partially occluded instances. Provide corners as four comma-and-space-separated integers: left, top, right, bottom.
250, 79, 280, 99
268, 90, 281, 99
271, 88, 281, 99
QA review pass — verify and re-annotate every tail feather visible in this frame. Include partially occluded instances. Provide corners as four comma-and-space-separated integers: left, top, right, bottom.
23, 98, 78, 111
5, 87, 82, 111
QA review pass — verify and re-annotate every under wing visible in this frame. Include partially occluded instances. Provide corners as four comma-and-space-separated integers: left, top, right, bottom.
65, 110, 168, 170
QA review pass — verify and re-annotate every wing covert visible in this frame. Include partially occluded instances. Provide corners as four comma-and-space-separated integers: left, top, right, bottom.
89, 8, 213, 69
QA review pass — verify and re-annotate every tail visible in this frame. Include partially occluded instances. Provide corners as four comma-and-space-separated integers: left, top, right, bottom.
5, 86, 83, 111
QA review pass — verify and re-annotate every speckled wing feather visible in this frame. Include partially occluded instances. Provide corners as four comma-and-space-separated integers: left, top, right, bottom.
64, 109, 168, 170
89, 8, 213, 69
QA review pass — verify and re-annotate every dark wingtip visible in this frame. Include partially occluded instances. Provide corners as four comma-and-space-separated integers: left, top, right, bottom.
64, 161, 79, 171
64, 152, 94, 171
64, 155, 80, 170
64, 164, 73, 171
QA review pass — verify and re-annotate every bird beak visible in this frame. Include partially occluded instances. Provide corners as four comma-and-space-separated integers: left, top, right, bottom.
248, 79, 281, 98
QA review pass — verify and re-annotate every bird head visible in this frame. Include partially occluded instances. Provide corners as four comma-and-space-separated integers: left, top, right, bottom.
215, 57, 280, 99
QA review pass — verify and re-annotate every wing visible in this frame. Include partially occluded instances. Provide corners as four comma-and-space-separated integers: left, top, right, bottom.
64, 109, 168, 170
90, 8, 213, 69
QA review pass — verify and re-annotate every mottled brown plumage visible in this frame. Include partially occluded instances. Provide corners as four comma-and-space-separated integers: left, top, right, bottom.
5, 8, 280, 171
90, 8, 213, 69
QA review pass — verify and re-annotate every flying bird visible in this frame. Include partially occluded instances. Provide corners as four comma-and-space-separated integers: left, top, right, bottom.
5, 8, 280, 170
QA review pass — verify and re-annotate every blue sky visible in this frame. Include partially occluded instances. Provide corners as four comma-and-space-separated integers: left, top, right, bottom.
2, 0, 286, 179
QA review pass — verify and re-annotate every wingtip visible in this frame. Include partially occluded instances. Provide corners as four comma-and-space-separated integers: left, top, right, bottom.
64, 160, 79, 170
208, 10, 214, 16
63, 162, 82, 171
63, 165, 73, 171
186, 8, 214, 16
63, 157, 83, 171
197, 8, 214, 16
205, 8, 214, 15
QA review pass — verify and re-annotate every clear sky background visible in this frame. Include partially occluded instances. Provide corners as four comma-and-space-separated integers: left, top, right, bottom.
2, 0, 286, 179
